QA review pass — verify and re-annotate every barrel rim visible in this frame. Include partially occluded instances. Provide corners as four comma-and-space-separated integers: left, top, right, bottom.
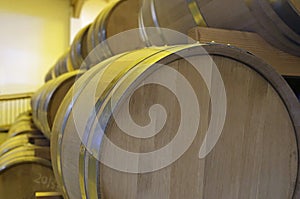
96, 43, 300, 198
0, 134, 48, 156
0, 156, 52, 174
50, 55, 129, 198
70, 24, 91, 69
53, 43, 300, 198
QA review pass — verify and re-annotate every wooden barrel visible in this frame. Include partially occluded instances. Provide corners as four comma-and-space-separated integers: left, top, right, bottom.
85, 0, 144, 67
0, 133, 49, 156
51, 44, 300, 199
70, 24, 91, 70
44, 52, 74, 82
54, 52, 73, 78
139, 0, 300, 56
45, 65, 59, 83
139, 0, 200, 45
14, 111, 32, 123
31, 84, 52, 129
0, 146, 58, 199
56, 52, 74, 76
45, 66, 55, 82
32, 71, 83, 138
51, 53, 128, 199
8, 120, 42, 138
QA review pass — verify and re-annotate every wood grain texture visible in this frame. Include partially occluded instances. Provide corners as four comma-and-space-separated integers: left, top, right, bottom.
0, 163, 57, 199
52, 44, 300, 199
138, 0, 300, 56
100, 50, 298, 199
139, 0, 201, 44
54, 49, 169, 199
195, 0, 300, 56
51, 54, 131, 199
0, 145, 56, 199
32, 71, 81, 138
189, 27, 300, 76
85, 0, 143, 67
106, 0, 144, 55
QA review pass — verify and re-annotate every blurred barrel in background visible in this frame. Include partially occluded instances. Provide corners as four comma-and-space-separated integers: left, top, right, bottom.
45, 66, 55, 82
14, 110, 32, 123
45, 25, 90, 82
55, 52, 73, 76
8, 117, 42, 138
51, 44, 300, 199
0, 109, 54, 198
139, 0, 202, 45
139, 0, 300, 56
70, 24, 91, 70
32, 71, 83, 139
45, 52, 74, 82
0, 133, 49, 156
0, 145, 57, 199
45, 0, 143, 81
85, 0, 144, 67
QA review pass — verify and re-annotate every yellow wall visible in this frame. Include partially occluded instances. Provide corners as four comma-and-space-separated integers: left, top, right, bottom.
70, 0, 108, 42
0, 0, 71, 94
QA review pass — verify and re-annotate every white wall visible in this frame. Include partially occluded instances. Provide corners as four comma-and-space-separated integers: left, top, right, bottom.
0, 0, 71, 95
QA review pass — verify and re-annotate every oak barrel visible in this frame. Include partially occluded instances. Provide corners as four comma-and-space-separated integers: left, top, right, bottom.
45, 0, 143, 80
14, 111, 32, 123
51, 54, 128, 199
70, 24, 91, 70
55, 52, 73, 76
45, 69, 52, 82
44, 52, 74, 82
0, 133, 49, 156
85, 0, 144, 67
139, 0, 300, 56
45, 66, 55, 82
0, 146, 57, 199
32, 71, 82, 138
51, 44, 300, 199
8, 119, 42, 138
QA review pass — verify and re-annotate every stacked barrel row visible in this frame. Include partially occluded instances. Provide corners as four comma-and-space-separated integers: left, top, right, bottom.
29, 0, 300, 199
45, 0, 142, 82
0, 111, 58, 198
45, 0, 300, 82
140, 0, 300, 56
